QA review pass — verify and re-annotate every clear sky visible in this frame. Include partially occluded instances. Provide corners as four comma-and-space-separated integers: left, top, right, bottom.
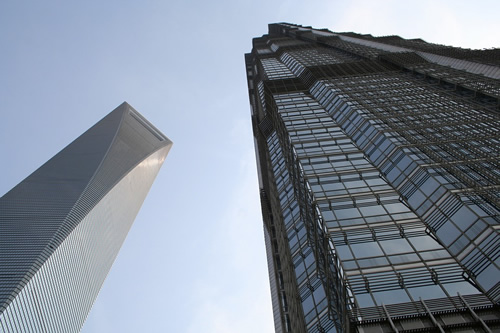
0, 1, 499, 332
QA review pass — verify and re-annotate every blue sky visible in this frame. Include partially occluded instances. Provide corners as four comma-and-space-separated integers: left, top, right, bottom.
1, 1, 499, 332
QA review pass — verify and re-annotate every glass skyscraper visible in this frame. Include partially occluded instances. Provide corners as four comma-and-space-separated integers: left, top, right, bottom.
0, 102, 171, 332
246, 23, 499, 332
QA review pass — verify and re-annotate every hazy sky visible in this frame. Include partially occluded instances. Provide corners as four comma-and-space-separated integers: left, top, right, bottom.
1, 1, 499, 332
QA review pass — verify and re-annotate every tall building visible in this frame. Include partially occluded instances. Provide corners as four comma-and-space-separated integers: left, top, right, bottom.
246, 23, 499, 332
0, 102, 172, 332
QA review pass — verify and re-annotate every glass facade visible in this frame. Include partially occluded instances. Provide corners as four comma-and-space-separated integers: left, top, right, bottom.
0, 103, 172, 332
247, 23, 499, 332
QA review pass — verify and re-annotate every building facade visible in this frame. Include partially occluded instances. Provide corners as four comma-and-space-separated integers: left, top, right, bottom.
0, 102, 172, 332
246, 23, 499, 332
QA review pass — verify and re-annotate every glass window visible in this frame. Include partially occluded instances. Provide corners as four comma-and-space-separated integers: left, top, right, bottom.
301, 294, 315, 315
366, 178, 386, 186
465, 220, 487, 240
340, 218, 366, 227
295, 262, 305, 277
449, 234, 470, 255
326, 221, 339, 228
409, 236, 442, 251
304, 252, 315, 267
380, 238, 413, 255
350, 242, 384, 258
397, 156, 412, 171
468, 204, 488, 217
321, 210, 335, 221
384, 203, 410, 214
372, 289, 411, 305
436, 222, 460, 246
335, 245, 353, 260
408, 284, 446, 300
358, 257, 389, 268
419, 250, 449, 260
451, 206, 477, 231
346, 180, 366, 188
342, 260, 358, 270
355, 293, 375, 308
323, 183, 344, 191
443, 281, 479, 297
288, 235, 298, 248
389, 253, 419, 264
313, 285, 326, 303
408, 189, 426, 208
476, 264, 500, 290
359, 205, 386, 217
334, 207, 361, 219
420, 177, 439, 196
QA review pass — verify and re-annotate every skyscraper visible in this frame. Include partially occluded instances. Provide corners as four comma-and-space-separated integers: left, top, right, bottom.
246, 23, 499, 332
0, 102, 171, 332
